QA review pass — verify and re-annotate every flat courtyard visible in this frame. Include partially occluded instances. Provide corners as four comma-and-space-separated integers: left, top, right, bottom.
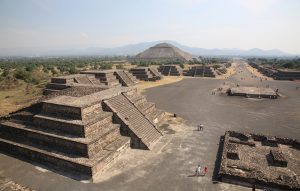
0, 63, 300, 191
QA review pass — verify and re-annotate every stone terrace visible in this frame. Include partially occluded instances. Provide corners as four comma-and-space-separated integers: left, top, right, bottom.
219, 131, 300, 190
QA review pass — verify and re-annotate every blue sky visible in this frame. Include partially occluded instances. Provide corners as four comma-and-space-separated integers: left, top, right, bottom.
0, 0, 300, 55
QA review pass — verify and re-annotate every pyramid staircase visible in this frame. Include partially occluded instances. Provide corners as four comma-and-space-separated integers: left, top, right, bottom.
103, 93, 163, 150
114, 70, 138, 87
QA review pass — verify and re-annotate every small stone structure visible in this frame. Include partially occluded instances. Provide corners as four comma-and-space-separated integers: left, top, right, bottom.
228, 86, 278, 99
158, 65, 183, 76
0, 86, 165, 180
44, 70, 138, 95
186, 66, 218, 77
218, 131, 300, 190
129, 67, 162, 81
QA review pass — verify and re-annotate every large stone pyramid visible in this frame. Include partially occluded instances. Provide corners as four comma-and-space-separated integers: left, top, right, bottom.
135, 43, 193, 62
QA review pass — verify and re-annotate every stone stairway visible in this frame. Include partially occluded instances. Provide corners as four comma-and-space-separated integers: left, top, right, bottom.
103, 94, 162, 150
88, 75, 101, 85
0, 95, 130, 180
130, 67, 160, 81
159, 65, 183, 76
124, 71, 139, 84
123, 91, 165, 127
115, 70, 135, 87
148, 67, 162, 80
74, 76, 93, 85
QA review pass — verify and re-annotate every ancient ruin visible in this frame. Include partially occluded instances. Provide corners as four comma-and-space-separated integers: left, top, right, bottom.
227, 86, 278, 99
0, 86, 165, 180
249, 62, 300, 80
186, 66, 218, 77
218, 131, 300, 190
129, 67, 162, 81
134, 43, 193, 62
158, 65, 183, 76
44, 70, 138, 95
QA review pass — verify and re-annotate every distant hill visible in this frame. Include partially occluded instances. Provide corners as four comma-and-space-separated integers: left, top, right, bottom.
134, 43, 193, 61
0, 40, 291, 57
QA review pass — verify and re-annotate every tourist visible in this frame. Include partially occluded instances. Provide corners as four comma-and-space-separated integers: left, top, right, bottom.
199, 124, 204, 131
203, 166, 208, 175
195, 165, 201, 176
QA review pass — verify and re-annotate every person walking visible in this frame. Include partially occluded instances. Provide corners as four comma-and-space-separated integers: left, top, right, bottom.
195, 165, 201, 176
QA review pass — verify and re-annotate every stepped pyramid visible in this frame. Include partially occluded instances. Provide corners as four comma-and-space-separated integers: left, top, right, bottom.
158, 65, 183, 76
0, 86, 165, 180
129, 67, 162, 81
135, 43, 193, 62
186, 66, 218, 77
44, 70, 139, 95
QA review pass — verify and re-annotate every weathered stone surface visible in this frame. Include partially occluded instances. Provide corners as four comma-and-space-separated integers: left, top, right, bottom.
219, 131, 300, 190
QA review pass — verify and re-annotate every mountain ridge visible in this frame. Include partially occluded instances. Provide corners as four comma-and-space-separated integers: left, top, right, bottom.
0, 40, 293, 57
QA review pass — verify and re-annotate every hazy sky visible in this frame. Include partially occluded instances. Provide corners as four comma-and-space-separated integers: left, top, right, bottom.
0, 0, 300, 54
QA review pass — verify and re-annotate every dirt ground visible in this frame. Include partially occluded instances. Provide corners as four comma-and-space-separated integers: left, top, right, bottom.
244, 63, 273, 80
0, 62, 299, 191
136, 76, 184, 93
216, 63, 237, 79
0, 82, 43, 116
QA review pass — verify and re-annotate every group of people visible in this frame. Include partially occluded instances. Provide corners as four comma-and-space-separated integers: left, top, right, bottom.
197, 124, 204, 131
195, 165, 208, 176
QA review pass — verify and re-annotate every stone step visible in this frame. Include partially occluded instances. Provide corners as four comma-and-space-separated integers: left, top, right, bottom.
40, 100, 102, 121
33, 111, 113, 137
0, 136, 130, 180
115, 71, 134, 87
0, 121, 121, 158
43, 89, 60, 95
74, 76, 93, 85
124, 71, 139, 84
104, 94, 162, 149
46, 83, 70, 90
136, 102, 155, 115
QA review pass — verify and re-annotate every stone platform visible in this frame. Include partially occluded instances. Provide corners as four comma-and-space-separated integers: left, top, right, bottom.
44, 70, 138, 95
228, 86, 278, 99
0, 86, 165, 181
219, 131, 300, 190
